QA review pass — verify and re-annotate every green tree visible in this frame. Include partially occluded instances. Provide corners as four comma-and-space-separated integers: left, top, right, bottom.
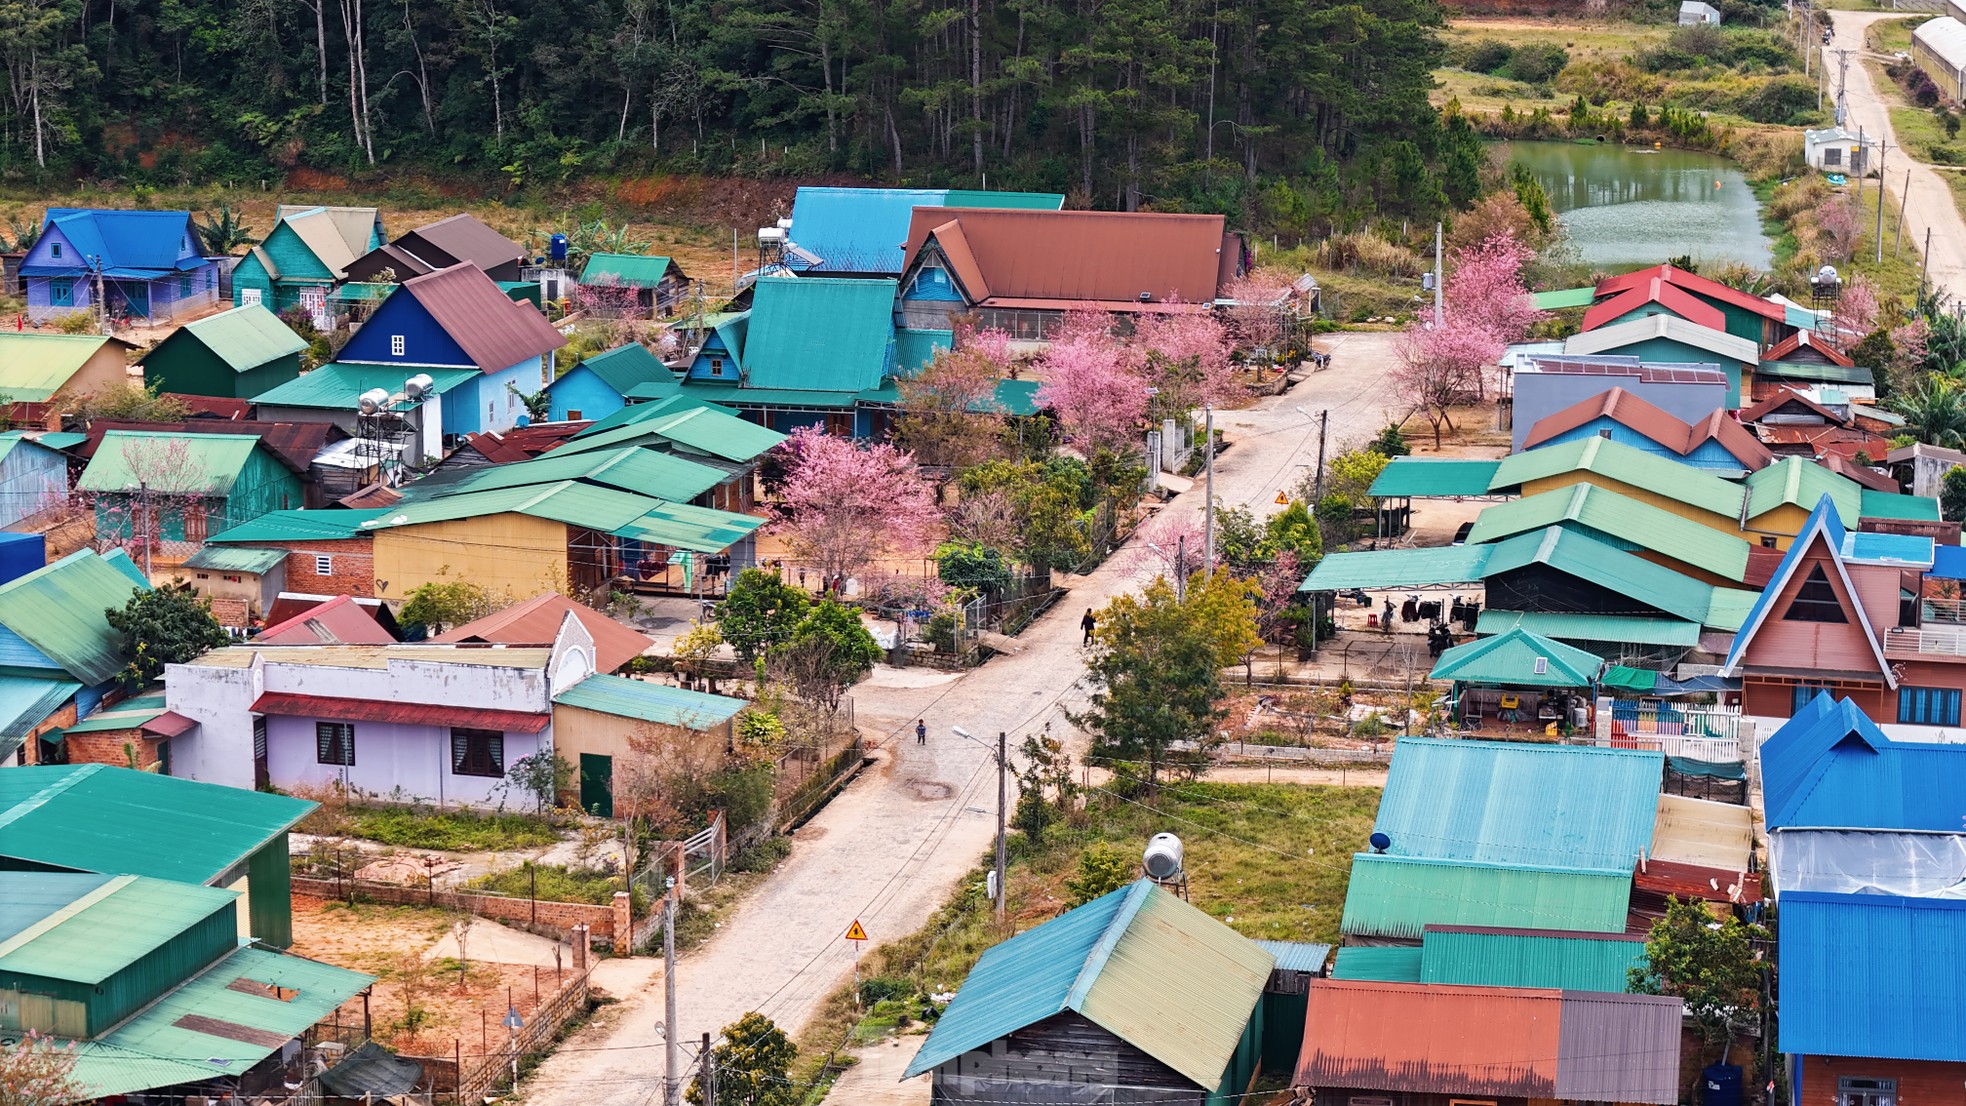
1066, 844, 1135, 906
1629, 896, 1767, 1060
1368, 424, 1411, 457
1892, 373, 1966, 448
75, 383, 192, 424
687, 1012, 796, 1106
717, 569, 811, 663
505, 752, 574, 813
1185, 569, 1264, 674
1072, 577, 1229, 791
1011, 727, 1077, 842
1942, 466, 1966, 523
936, 541, 1012, 595
768, 599, 881, 709
399, 579, 498, 634
1264, 500, 1323, 563
105, 580, 228, 691
194, 205, 258, 254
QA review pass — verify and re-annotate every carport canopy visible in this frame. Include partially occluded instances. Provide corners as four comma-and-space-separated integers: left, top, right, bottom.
1301, 545, 1491, 591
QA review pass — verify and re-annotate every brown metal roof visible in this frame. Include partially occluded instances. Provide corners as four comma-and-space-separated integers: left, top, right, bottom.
78, 419, 339, 476
401, 263, 566, 374
250, 690, 549, 733
1553, 992, 1684, 1104
899, 208, 1234, 309
432, 592, 652, 673
171, 395, 253, 419
400, 214, 527, 276
1740, 387, 1844, 425
467, 421, 592, 463
1521, 387, 1772, 471
255, 594, 398, 645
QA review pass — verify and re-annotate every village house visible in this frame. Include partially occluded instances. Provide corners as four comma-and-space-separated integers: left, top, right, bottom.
576, 253, 690, 316
776, 186, 1063, 279
1740, 387, 1897, 463
1760, 692, 1966, 830
177, 545, 288, 624
1519, 387, 1772, 475
231, 204, 385, 321
342, 212, 527, 283
19, 209, 220, 325
550, 673, 745, 817
253, 593, 398, 645
1756, 329, 1874, 400
432, 591, 653, 672
548, 395, 785, 514
0, 550, 151, 767
1563, 314, 1760, 408
0, 433, 72, 529
0, 332, 137, 426
202, 509, 381, 598
80, 431, 305, 558
545, 342, 677, 423
75, 418, 343, 508
1507, 354, 1731, 452
138, 303, 308, 399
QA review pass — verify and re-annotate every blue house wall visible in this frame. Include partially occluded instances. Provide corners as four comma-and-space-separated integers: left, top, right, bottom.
447, 358, 540, 436
22, 215, 217, 324
902, 264, 965, 303
1537, 418, 1751, 471
337, 288, 475, 368
0, 623, 63, 676
547, 364, 628, 423
686, 332, 743, 382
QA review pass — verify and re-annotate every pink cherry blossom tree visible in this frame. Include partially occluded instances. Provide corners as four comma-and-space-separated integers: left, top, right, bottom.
1220, 272, 1297, 379
1834, 275, 1881, 349
1135, 305, 1237, 412
773, 427, 942, 585
1446, 233, 1545, 350
1034, 312, 1150, 455
1394, 314, 1502, 449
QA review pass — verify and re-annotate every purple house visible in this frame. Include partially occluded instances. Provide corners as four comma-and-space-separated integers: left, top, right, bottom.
21, 209, 220, 325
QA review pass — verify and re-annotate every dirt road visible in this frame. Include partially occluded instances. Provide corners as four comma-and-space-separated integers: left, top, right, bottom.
520, 333, 1404, 1106
1829, 10, 1966, 299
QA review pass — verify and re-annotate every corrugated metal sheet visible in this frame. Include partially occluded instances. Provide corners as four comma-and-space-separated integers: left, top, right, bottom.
1299, 545, 1491, 591
560, 398, 785, 463
1475, 610, 1701, 647
1366, 457, 1501, 498
0, 550, 149, 684
0, 334, 127, 401
1253, 940, 1330, 973
616, 499, 765, 552
254, 595, 396, 645
1465, 484, 1751, 582
1760, 692, 1966, 831
1294, 980, 1563, 1096
786, 186, 1062, 274
36, 209, 200, 273
208, 508, 387, 543
579, 253, 675, 287
59, 690, 166, 735
78, 431, 263, 495
1650, 794, 1753, 869
1554, 992, 1685, 1103
251, 690, 550, 733
900, 208, 1232, 307
1328, 946, 1422, 981
743, 277, 897, 392
895, 328, 954, 372
409, 445, 726, 505
904, 880, 1272, 1085
0, 675, 82, 750
1744, 456, 1859, 524
181, 545, 290, 574
173, 304, 308, 371
1523, 386, 1770, 471
554, 673, 746, 728
566, 343, 674, 395
1428, 627, 1604, 689
1861, 487, 1942, 520
1480, 524, 1724, 628
1421, 926, 1647, 992
1493, 435, 1745, 518
435, 593, 653, 672
1374, 738, 1661, 872
1780, 892, 1966, 1061
251, 362, 478, 409
0, 764, 314, 884
1532, 286, 1598, 310
1340, 855, 1633, 939
0, 872, 236, 984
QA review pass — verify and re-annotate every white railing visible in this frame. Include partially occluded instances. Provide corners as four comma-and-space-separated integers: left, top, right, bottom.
1885, 627, 1966, 657
1594, 698, 1748, 762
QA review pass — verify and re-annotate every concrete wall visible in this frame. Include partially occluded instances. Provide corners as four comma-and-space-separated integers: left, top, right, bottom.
371, 511, 567, 605
1511, 373, 1729, 452
160, 660, 262, 789
265, 713, 545, 808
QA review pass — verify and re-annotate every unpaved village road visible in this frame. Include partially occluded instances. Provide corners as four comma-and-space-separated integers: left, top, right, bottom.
521, 332, 1402, 1106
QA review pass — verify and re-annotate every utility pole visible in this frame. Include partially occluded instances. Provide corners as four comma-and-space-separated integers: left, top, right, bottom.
994, 731, 1007, 927
1857, 126, 1867, 202
1835, 48, 1852, 126
1175, 535, 1186, 600
699, 1033, 717, 1106
1202, 405, 1214, 577
1876, 143, 1893, 263
91, 255, 107, 335
1433, 222, 1444, 325
1922, 226, 1934, 301
1896, 169, 1912, 257
663, 892, 680, 1106
1314, 409, 1330, 500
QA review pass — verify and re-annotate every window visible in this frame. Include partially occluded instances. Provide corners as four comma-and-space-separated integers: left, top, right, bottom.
49, 280, 72, 307
1899, 687, 1962, 726
1839, 1077, 1896, 1106
314, 554, 333, 576
566, 409, 583, 421
710, 357, 725, 375
1793, 683, 1836, 714
178, 275, 191, 296
195, 572, 210, 580
1761, 536, 1778, 549
508, 390, 517, 411
1783, 565, 1847, 623
1825, 147, 1843, 167
316, 722, 355, 766
241, 288, 263, 307
1598, 428, 1612, 439
451, 728, 504, 777
50, 242, 61, 258
390, 334, 405, 356
183, 501, 208, 543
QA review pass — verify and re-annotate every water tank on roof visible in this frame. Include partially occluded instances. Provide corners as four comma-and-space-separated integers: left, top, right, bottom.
1143, 833, 1183, 881
549, 233, 569, 263
404, 372, 435, 398
358, 387, 390, 414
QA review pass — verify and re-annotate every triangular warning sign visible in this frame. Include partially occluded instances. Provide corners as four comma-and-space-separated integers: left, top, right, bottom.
844, 919, 868, 941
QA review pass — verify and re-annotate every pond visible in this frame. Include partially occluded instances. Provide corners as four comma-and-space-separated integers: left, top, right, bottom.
1503, 139, 1773, 271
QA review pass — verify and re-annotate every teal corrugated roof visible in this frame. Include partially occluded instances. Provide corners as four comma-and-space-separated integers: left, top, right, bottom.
1474, 610, 1702, 647
0, 550, 149, 684
405, 445, 727, 504
614, 499, 766, 552
1329, 945, 1423, 982
742, 277, 897, 391
77, 431, 263, 495
1372, 737, 1663, 872
60, 690, 167, 735
786, 186, 1064, 274
1428, 626, 1604, 689
0, 676, 82, 753
1493, 436, 1745, 518
361, 480, 763, 553
1532, 286, 1599, 310
895, 329, 954, 372
0, 763, 316, 884
0, 872, 236, 983
1300, 545, 1492, 591
0, 334, 128, 402
1703, 585, 1757, 633
565, 342, 675, 396
253, 363, 479, 409
1480, 525, 1722, 627
554, 673, 746, 728
579, 253, 676, 288
1340, 855, 1633, 939
1370, 457, 1504, 498
181, 546, 290, 574
558, 401, 786, 463
1861, 488, 1942, 521
1420, 926, 1648, 992
208, 508, 389, 543
1465, 484, 1750, 581
171, 304, 307, 371
678, 384, 859, 408
1745, 457, 1859, 524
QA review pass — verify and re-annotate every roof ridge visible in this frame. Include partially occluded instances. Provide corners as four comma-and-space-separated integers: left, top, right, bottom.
1065, 879, 1153, 1011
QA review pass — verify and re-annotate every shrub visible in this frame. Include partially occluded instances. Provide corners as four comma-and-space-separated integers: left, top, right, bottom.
55, 309, 97, 334
1733, 76, 1824, 125
1504, 43, 1570, 85
1325, 231, 1423, 277
1911, 68, 1942, 107
1463, 38, 1515, 74
1555, 60, 1666, 102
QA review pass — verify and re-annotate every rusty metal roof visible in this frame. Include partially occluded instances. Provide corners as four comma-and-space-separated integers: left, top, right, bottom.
254, 595, 398, 645
1521, 387, 1771, 471
899, 208, 1234, 309
249, 690, 549, 733
401, 262, 566, 373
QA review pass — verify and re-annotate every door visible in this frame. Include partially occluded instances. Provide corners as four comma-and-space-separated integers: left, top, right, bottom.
155, 739, 171, 776
252, 716, 269, 790
240, 287, 263, 307
1839, 1078, 1897, 1106
580, 753, 613, 818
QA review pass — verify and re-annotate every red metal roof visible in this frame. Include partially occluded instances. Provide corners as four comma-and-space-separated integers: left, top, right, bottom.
1595, 264, 1786, 322
1763, 328, 1855, 367
264, 593, 392, 627
249, 691, 550, 733
1522, 387, 1771, 470
1580, 277, 1727, 333
254, 594, 398, 645
899, 208, 1236, 309
141, 710, 198, 737
465, 421, 592, 464
1740, 387, 1843, 425
171, 395, 253, 419
1633, 858, 1763, 903
401, 263, 567, 374
1295, 980, 1562, 1096
432, 592, 652, 673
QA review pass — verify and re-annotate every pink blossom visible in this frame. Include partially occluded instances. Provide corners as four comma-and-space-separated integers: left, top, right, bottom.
1394, 315, 1502, 448
1835, 275, 1881, 348
1034, 317, 1150, 455
1135, 305, 1237, 408
1445, 234, 1545, 347
773, 427, 941, 583
964, 325, 1018, 369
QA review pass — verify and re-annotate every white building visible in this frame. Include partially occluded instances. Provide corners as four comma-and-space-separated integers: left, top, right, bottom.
1914, 16, 1966, 102
1803, 126, 1872, 174
1678, 1, 1721, 25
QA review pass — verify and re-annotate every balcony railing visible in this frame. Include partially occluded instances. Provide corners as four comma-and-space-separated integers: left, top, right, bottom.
1885, 626, 1966, 658
1593, 698, 1749, 762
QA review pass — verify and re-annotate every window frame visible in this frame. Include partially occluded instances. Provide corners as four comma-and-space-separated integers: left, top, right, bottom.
1898, 686, 1962, 726
316, 721, 356, 766
1783, 564, 1848, 623
451, 727, 505, 778
390, 334, 405, 356
314, 554, 333, 576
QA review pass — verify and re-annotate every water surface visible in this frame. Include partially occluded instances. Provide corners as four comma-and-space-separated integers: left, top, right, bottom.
1504, 140, 1773, 271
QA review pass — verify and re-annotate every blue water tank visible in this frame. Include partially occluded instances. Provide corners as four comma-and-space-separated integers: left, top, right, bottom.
549, 233, 569, 262
0, 532, 46, 587
1703, 1063, 1743, 1106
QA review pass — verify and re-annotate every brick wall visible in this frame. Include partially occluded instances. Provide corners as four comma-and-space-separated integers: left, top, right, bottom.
292, 875, 619, 945
281, 539, 375, 597
13, 699, 77, 766
65, 725, 165, 771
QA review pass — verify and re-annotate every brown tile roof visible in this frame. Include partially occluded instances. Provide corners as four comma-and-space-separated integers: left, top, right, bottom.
1822, 450, 1899, 490
337, 482, 403, 509
432, 592, 652, 672
464, 421, 592, 464
899, 208, 1236, 310
401, 263, 566, 374
77, 419, 339, 476
1581, 275, 1727, 333
1521, 387, 1772, 470
402, 214, 527, 275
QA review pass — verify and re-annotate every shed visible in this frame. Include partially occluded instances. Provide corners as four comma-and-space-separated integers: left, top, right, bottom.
0, 434, 70, 529
1916, 17, 1966, 102
1328, 926, 1647, 993
1339, 854, 1634, 939
140, 303, 307, 399
1679, 1, 1720, 23
547, 342, 678, 423
435, 593, 654, 672
903, 879, 1274, 1105
0, 333, 137, 424
79, 431, 305, 555
1805, 126, 1872, 174
180, 544, 290, 620
550, 673, 746, 817
577, 253, 689, 316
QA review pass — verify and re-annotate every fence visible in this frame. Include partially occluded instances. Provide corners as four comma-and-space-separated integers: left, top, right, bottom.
291, 874, 628, 946
450, 966, 593, 1106
1593, 698, 1749, 762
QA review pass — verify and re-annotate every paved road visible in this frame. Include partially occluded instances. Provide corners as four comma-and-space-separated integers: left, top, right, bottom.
1829, 10, 1966, 299
521, 332, 1402, 1106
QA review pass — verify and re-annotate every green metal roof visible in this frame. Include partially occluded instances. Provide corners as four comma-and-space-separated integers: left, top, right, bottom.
1744, 457, 1859, 524
1532, 286, 1599, 310
677, 384, 859, 408
362, 480, 763, 553
1369, 457, 1503, 498
895, 328, 954, 372
1756, 358, 1874, 386
1428, 626, 1603, 688
1300, 545, 1492, 591
1702, 586, 1758, 633
1340, 855, 1633, 939
207, 508, 389, 543
614, 499, 766, 552
1420, 926, 1647, 992
1329, 946, 1423, 982
0, 763, 316, 885
170, 304, 307, 372
995, 378, 1043, 416
565, 342, 675, 395
78, 431, 265, 495
1600, 665, 1658, 692
181, 545, 291, 575
554, 673, 747, 728
905, 880, 1273, 1086
252, 363, 479, 409
579, 253, 676, 287
71, 945, 374, 1096
28, 431, 88, 450
0, 334, 126, 402
0, 550, 149, 685
1474, 610, 1702, 647
0, 677, 83, 758
1861, 488, 1942, 521
0, 872, 236, 984
1480, 525, 1722, 627
407, 445, 728, 504
559, 401, 786, 463
742, 277, 898, 392
60, 690, 167, 735
1466, 484, 1750, 582
1492, 436, 1745, 519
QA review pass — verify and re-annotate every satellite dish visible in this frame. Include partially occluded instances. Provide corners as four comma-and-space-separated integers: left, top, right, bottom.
1369, 832, 1392, 854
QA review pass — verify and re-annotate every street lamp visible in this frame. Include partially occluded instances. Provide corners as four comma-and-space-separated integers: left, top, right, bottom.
502, 997, 524, 1087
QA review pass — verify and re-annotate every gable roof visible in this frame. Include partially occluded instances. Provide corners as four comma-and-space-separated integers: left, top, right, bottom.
77, 419, 336, 477
557, 343, 675, 396
360, 480, 764, 553
1465, 483, 1751, 581
741, 277, 897, 392
1562, 313, 1760, 365
1779, 892, 1966, 1061
1419, 925, 1649, 992
1581, 274, 1728, 333
1373, 737, 1661, 871
1744, 456, 1861, 524
254, 594, 398, 645
1491, 435, 1746, 519
903, 879, 1272, 1086
1427, 626, 1604, 689
1762, 328, 1855, 367
900, 208, 1233, 310
1740, 386, 1845, 425
77, 431, 271, 496
207, 508, 387, 543
408, 444, 727, 504
1480, 525, 1737, 627
1759, 692, 1966, 830
394, 263, 566, 371
1340, 855, 1634, 938
1369, 457, 1503, 498
156, 304, 307, 372
1722, 496, 1892, 681
252, 362, 480, 409
553, 672, 745, 727
32, 209, 200, 276
579, 253, 679, 287
0, 334, 135, 403
396, 213, 526, 274
273, 206, 374, 278
1594, 264, 1787, 323
1521, 387, 1771, 471
459, 421, 592, 463
437, 593, 653, 672
0, 550, 148, 684
558, 398, 786, 463
785, 186, 1066, 274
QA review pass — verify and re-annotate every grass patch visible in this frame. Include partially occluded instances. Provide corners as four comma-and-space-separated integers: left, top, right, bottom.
307, 803, 565, 850
1890, 105, 1966, 166
1441, 18, 1671, 64
1867, 15, 1928, 55
465, 862, 643, 911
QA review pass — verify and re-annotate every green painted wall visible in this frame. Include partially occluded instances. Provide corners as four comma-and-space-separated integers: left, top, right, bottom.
143, 333, 303, 400
261, 223, 334, 281
1, 902, 236, 1035
95, 447, 304, 542
1612, 335, 1744, 406
246, 832, 294, 948
232, 253, 274, 308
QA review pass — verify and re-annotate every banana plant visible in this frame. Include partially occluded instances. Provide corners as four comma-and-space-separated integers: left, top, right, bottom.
194, 204, 258, 255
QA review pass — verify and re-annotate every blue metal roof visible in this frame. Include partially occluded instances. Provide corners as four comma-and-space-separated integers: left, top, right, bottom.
1373, 738, 1663, 873
786, 187, 1063, 275
1841, 530, 1934, 566
36, 210, 202, 276
1932, 543, 1966, 580
1760, 692, 1966, 831
1253, 940, 1331, 972
1779, 891, 1966, 1061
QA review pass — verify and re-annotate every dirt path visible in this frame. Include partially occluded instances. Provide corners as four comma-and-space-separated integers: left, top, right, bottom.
519, 334, 1404, 1106
1830, 10, 1966, 299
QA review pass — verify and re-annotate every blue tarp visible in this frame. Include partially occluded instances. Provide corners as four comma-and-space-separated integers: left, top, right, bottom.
1932, 543, 1966, 580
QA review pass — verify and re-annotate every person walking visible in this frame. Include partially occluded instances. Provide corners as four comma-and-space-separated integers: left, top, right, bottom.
916, 719, 928, 745
1081, 608, 1097, 645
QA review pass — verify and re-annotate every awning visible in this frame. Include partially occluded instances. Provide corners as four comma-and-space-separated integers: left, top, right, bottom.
319, 1041, 425, 1099
1301, 545, 1491, 591
1368, 457, 1502, 498
1601, 666, 1659, 693
1475, 610, 1702, 648
142, 710, 198, 737
1667, 756, 1746, 781
250, 692, 550, 734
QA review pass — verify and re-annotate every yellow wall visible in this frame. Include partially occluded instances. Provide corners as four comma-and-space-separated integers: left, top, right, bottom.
371, 511, 570, 603
1519, 473, 1742, 537
1744, 505, 1810, 550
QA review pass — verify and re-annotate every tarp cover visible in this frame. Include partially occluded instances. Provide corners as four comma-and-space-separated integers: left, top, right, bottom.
318, 1042, 424, 1099
1667, 756, 1747, 781
1771, 829, 1966, 898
